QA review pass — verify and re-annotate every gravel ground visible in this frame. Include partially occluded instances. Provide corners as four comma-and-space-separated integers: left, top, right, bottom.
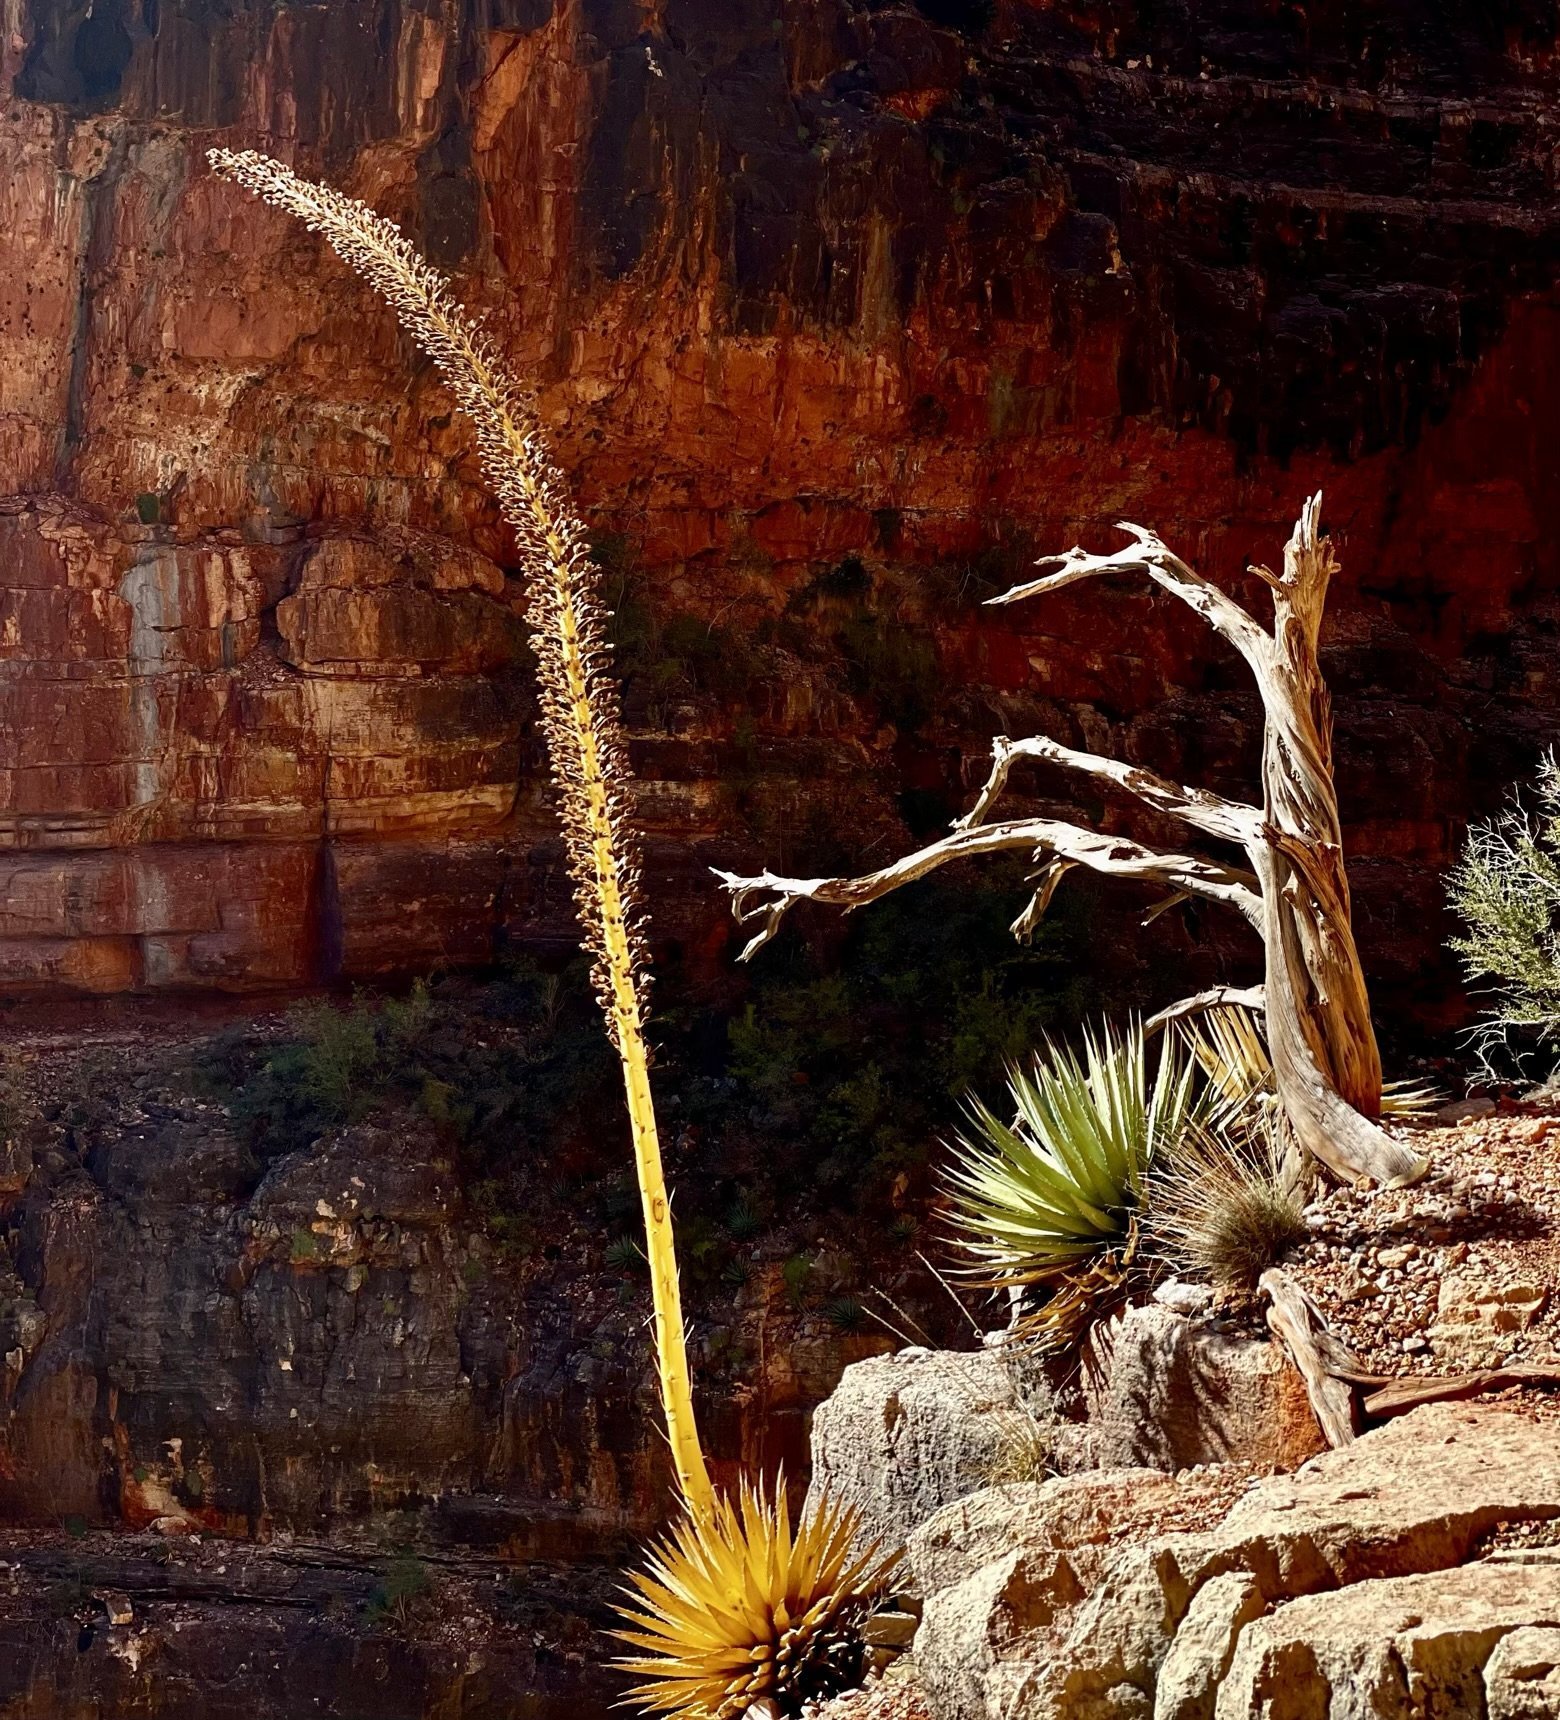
1287, 1098, 1559, 1376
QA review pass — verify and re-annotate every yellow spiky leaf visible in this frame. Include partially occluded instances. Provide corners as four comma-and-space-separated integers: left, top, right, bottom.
615, 1477, 900, 1720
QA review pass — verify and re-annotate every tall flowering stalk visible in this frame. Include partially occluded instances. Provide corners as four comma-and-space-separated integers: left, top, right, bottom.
206, 148, 713, 1520
209, 152, 899, 1713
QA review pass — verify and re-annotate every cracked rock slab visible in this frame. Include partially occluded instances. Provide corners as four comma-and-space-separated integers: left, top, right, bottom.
1217, 1564, 1560, 1719
1485, 1626, 1560, 1720
912, 1404, 1560, 1720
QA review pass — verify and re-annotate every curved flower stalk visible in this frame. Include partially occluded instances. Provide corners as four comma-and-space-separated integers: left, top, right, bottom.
206, 149, 713, 1519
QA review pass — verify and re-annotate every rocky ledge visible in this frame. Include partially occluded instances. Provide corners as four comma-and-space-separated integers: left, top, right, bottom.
829, 1399, 1560, 1720
808, 1106, 1560, 1719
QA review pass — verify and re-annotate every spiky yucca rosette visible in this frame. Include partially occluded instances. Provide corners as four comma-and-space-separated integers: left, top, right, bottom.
617, 1476, 899, 1720
206, 146, 710, 1517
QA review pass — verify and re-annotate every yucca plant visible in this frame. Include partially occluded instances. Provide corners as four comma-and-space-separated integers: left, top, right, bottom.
1181, 1003, 1437, 1119
210, 150, 896, 1715
945, 1020, 1200, 1345
618, 1477, 899, 1720
1145, 1113, 1308, 1289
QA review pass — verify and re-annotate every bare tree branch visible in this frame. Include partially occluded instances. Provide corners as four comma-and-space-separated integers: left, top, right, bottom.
714, 818, 1262, 960
720, 495, 1429, 1190
987, 522, 1273, 676
958, 733, 1261, 847
1144, 985, 1267, 1037
1010, 858, 1075, 941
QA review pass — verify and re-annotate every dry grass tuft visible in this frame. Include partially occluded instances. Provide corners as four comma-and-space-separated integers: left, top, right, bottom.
1147, 1116, 1307, 1289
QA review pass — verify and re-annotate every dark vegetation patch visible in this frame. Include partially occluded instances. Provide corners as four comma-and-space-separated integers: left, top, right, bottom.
188, 867, 1088, 1312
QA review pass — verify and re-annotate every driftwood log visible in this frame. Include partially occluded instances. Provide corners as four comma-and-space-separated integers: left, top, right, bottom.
1261, 1269, 1560, 1446
1260, 1267, 1363, 1447
1362, 1366, 1560, 1419
717, 497, 1426, 1187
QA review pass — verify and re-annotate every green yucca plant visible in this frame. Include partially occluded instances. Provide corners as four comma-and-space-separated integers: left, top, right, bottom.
210, 150, 897, 1717
945, 1020, 1200, 1341
617, 1476, 899, 1720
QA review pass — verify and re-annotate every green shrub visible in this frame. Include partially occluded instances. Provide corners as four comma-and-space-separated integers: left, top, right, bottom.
0, 1052, 26, 1142
722, 1197, 762, 1242
365, 1553, 432, 1630
781, 1252, 815, 1308
1448, 752, 1560, 1070
605, 1236, 647, 1275
195, 963, 616, 1171
716, 867, 1087, 1213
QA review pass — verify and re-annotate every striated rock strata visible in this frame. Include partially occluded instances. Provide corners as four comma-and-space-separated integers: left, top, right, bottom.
0, 3, 1559, 1022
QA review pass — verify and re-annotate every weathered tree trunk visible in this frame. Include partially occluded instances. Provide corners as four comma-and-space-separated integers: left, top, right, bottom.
716, 496, 1427, 1187
1246, 499, 1402, 1180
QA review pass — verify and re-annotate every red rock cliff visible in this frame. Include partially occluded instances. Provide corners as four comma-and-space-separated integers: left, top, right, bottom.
3, 0, 1560, 1028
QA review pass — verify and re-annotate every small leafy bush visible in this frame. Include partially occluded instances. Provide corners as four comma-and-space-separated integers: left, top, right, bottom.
0, 1051, 26, 1142
1449, 751, 1560, 1069
194, 962, 617, 1168
781, 1253, 815, 1309
365, 1553, 432, 1630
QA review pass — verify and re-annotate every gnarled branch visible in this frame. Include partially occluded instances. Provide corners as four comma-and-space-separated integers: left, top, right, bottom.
1144, 985, 1267, 1037
714, 817, 1262, 961
989, 521, 1273, 676
721, 496, 1428, 1191
958, 733, 1261, 847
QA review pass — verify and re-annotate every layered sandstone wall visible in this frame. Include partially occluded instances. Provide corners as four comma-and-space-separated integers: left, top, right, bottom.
3, 0, 1560, 1024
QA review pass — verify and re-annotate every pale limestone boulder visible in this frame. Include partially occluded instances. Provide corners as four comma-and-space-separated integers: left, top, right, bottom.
806, 1345, 1051, 1573
910, 1469, 1196, 1599
912, 1404, 1560, 1720
1485, 1625, 1560, 1720
917, 1545, 1087, 1720
1153, 1572, 1265, 1720
1216, 1563, 1560, 1718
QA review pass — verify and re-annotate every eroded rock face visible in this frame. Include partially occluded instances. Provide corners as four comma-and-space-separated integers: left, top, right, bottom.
2, 3, 1560, 1014
805, 1346, 1055, 1576
0, 1086, 885, 1547
1085, 1305, 1326, 1475
0, 1535, 618, 1720
910, 1403, 1560, 1720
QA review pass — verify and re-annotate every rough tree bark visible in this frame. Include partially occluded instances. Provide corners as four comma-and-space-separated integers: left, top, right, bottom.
716, 496, 1427, 1188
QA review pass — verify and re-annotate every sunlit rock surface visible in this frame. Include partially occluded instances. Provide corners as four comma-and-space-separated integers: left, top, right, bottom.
0, 1, 1558, 1017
